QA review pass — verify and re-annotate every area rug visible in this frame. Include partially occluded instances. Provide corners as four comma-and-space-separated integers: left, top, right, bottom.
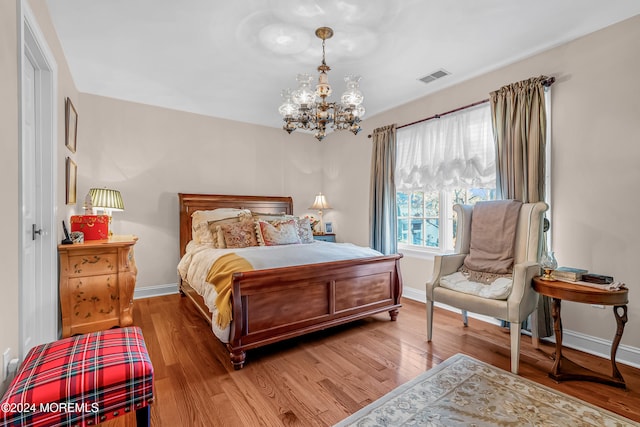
334, 353, 638, 427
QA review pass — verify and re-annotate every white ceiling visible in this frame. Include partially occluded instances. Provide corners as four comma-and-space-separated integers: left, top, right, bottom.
46, 0, 640, 129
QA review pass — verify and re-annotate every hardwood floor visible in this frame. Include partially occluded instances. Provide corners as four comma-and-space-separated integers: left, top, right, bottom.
124, 294, 640, 426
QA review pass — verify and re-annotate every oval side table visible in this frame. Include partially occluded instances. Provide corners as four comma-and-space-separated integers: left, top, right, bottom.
532, 276, 628, 389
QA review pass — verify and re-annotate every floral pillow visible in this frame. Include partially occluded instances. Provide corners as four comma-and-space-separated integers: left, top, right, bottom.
255, 219, 300, 246
208, 216, 243, 248
295, 217, 315, 244
220, 219, 259, 248
304, 215, 320, 234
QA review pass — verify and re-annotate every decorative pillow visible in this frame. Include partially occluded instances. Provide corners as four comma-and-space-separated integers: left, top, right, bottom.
193, 221, 218, 245
207, 216, 244, 248
255, 219, 300, 246
295, 217, 314, 244
220, 219, 259, 249
191, 208, 250, 244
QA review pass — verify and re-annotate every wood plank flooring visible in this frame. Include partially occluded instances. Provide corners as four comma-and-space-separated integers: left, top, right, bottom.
118, 294, 640, 426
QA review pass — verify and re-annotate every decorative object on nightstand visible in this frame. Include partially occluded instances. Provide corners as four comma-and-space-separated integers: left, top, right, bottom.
313, 233, 336, 242
70, 215, 110, 240
540, 250, 558, 281
324, 221, 333, 234
309, 192, 331, 234
58, 235, 138, 337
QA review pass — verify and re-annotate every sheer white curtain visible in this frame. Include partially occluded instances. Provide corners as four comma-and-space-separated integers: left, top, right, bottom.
396, 103, 495, 192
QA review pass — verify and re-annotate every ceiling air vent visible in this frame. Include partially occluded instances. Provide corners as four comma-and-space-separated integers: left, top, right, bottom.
419, 69, 450, 84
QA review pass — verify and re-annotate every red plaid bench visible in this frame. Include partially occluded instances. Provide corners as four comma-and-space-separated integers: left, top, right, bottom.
0, 327, 154, 427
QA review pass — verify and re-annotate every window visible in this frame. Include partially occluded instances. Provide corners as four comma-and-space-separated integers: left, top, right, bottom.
397, 188, 495, 252
396, 103, 496, 252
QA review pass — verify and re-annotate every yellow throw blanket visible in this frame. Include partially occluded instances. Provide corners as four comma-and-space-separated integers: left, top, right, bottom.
205, 253, 254, 328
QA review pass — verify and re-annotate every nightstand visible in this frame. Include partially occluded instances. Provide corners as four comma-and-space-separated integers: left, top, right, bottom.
313, 233, 336, 242
58, 235, 138, 337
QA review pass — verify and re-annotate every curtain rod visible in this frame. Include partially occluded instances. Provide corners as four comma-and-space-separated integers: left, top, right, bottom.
367, 76, 555, 138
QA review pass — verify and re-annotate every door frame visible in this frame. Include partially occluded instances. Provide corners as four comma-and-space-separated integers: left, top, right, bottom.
18, 0, 58, 357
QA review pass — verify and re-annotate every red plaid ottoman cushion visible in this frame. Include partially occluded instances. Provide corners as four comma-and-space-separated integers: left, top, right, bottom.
0, 327, 154, 427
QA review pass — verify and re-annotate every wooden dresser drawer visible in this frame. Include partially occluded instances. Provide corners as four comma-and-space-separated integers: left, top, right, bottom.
67, 251, 118, 277
67, 274, 120, 322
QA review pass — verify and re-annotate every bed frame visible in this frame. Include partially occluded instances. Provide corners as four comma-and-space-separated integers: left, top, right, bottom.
178, 193, 403, 369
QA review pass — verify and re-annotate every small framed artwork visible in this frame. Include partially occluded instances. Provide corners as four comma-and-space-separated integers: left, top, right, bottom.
325, 222, 333, 234
65, 97, 78, 153
65, 157, 77, 205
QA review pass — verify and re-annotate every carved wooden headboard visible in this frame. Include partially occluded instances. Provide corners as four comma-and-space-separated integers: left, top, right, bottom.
178, 193, 293, 258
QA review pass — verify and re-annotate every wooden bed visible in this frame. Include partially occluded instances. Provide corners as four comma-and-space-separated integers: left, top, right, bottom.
178, 193, 403, 369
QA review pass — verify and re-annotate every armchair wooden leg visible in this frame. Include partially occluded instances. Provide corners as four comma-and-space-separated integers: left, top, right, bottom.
426, 300, 434, 342
510, 322, 521, 374
461, 310, 468, 327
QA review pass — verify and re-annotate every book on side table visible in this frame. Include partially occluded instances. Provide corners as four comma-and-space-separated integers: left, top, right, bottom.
551, 266, 588, 282
581, 273, 615, 284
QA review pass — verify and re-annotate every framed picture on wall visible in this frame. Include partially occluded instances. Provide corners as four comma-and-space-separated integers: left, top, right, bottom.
65, 157, 77, 205
65, 97, 78, 153
325, 222, 333, 234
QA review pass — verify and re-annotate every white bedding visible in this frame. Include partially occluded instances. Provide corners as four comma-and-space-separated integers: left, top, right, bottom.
177, 241, 382, 342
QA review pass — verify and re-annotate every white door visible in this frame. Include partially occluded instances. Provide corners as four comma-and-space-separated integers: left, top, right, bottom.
21, 53, 39, 354
20, 2, 58, 357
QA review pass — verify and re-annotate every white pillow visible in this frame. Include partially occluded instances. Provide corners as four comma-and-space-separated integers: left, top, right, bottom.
440, 272, 513, 300
191, 208, 250, 243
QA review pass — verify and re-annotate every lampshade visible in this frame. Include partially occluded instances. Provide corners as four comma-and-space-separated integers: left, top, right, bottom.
89, 188, 124, 211
309, 193, 331, 210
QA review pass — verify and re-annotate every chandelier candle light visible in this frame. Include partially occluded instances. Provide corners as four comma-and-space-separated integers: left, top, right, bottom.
279, 27, 365, 141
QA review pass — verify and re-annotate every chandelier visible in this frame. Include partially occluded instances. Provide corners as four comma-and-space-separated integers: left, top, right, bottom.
278, 27, 365, 141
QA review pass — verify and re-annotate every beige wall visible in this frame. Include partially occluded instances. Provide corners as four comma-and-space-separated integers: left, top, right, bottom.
327, 15, 640, 350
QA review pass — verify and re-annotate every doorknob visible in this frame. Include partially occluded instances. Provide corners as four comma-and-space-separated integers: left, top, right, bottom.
32, 224, 43, 240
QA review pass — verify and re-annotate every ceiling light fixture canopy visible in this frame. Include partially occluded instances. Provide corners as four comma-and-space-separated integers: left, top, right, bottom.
278, 27, 365, 141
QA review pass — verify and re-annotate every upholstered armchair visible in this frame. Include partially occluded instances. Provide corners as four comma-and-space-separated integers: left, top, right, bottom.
426, 201, 548, 374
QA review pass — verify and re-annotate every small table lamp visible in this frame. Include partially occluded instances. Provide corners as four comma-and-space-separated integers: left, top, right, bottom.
309, 192, 331, 235
89, 188, 124, 235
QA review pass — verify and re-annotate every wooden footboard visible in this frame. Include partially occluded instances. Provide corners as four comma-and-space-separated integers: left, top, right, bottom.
178, 193, 403, 369
227, 254, 402, 369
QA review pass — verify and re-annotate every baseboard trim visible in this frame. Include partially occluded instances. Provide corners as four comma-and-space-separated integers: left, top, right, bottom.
134, 283, 179, 300
402, 287, 640, 369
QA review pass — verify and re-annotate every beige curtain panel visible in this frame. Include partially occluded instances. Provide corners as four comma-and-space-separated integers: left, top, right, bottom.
490, 75, 549, 203
490, 75, 552, 337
